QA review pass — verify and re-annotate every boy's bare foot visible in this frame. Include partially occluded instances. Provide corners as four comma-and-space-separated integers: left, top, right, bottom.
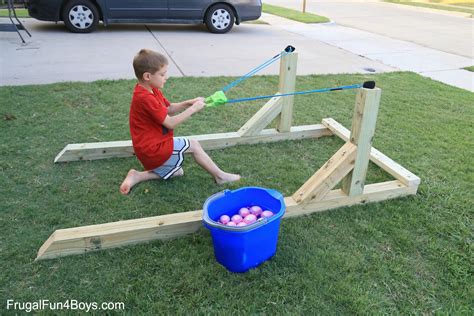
171, 168, 184, 178
215, 172, 241, 185
120, 169, 140, 195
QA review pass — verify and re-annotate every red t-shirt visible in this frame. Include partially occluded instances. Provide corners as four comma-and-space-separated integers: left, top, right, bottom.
129, 84, 174, 170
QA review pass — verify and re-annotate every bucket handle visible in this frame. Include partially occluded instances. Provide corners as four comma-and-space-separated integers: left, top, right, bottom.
203, 190, 270, 231
205, 216, 269, 231
202, 189, 226, 226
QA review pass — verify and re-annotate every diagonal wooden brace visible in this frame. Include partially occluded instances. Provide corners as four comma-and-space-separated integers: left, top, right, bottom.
321, 118, 420, 187
292, 142, 357, 204
238, 96, 284, 137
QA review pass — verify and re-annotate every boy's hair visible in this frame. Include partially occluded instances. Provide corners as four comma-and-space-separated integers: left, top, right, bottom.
133, 49, 168, 80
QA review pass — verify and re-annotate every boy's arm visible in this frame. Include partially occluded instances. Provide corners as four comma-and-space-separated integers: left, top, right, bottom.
167, 101, 189, 114
162, 100, 205, 130
168, 97, 205, 114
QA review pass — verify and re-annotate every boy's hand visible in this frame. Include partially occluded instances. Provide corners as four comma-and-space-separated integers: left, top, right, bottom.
191, 100, 205, 113
188, 97, 205, 106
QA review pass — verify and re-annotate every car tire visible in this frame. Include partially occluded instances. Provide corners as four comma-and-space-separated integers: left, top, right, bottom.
62, 0, 99, 33
205, 4, 235, 34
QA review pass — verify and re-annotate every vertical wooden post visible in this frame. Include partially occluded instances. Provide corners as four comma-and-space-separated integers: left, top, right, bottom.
276, 52, 298, 133
342, 87, 382, 196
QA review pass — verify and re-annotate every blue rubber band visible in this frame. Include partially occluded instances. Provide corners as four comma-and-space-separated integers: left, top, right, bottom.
222, 50, 291, 92
226, 84, 362, 104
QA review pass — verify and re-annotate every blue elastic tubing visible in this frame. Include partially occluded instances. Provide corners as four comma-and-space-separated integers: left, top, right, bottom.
221, 50, 290, 92
226, 84, 362, 104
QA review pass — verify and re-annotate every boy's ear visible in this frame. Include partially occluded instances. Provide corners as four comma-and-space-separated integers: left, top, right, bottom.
142, 72, 151, 81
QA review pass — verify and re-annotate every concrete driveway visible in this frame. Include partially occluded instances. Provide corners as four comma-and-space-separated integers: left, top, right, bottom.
264, 1, 473, 91
265, 0, 473, 58
0, 18, 394, 86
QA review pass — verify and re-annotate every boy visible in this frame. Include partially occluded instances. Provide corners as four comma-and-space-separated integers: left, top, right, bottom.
120, 49, 240, 195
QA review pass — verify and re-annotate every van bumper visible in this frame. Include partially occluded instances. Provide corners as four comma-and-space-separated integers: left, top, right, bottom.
236, 3, 262, 22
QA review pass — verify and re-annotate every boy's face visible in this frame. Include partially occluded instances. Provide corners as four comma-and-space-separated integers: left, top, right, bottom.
144, 64, 168, 89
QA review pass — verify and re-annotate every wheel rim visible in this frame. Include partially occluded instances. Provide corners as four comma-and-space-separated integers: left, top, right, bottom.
211, 9, 231, 30
69, 5, 94, 29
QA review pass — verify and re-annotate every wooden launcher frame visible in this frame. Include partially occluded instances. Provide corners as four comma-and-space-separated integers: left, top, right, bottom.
37, 53, 420, 261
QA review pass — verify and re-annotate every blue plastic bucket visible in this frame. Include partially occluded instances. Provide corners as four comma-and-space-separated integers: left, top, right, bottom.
203, 186, 285, 273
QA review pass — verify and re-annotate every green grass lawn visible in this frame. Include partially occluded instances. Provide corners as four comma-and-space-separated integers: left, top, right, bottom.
263, 3, 330, 23
464, 65, 474, 72
0, 8, 29, 18
385, 0, 474, 15
1, 72, 473, 314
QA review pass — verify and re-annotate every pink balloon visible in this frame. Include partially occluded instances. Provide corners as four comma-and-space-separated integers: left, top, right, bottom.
243, 214, 257, 224
226, 221, 237, 226
249, 206, 262, 217
231, 214, 243, 224
219, 215, 230, 224
237, 222, 247, 227
261, 210, 274, 218
238, 207, 250, 217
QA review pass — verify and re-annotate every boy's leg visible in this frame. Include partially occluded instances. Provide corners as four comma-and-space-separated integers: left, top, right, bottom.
186, 139, 240, 184
120, 169, 160, 195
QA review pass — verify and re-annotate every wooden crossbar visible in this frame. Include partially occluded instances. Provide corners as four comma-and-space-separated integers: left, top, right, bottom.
54, 124, 332, 163
36, 210, 203, 260
36, 180, 414, 260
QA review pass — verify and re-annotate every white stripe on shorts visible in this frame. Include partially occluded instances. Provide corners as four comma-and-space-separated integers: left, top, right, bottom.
153, 137, 190, 180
